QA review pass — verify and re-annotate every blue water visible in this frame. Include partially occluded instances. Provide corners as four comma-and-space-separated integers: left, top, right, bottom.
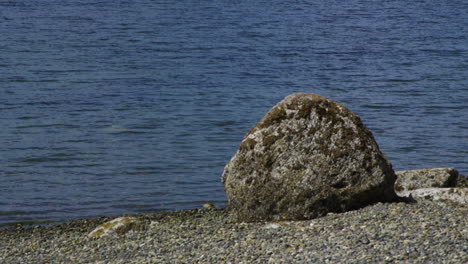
1, 0, 467, 226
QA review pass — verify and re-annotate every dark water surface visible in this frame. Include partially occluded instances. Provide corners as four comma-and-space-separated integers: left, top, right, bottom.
1, 0, 467, 226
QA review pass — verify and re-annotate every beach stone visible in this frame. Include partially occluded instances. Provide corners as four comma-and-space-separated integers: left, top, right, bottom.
222, 93, 399, 222
87, 217, 145, 238
395, 168, 459, 192
203, 203, 216, 209
456, 174, 468, 187
397, 188, 468, 205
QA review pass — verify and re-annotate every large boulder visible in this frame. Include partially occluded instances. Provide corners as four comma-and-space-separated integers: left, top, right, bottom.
222, 93, 399, 222
394, 168, 459, 192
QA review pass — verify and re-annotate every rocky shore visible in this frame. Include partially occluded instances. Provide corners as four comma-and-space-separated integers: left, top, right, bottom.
1, 197, 466, 264
2, 93, 467, 263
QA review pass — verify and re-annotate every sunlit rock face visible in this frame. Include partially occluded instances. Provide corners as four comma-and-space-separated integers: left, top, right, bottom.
222, 93, 398, 222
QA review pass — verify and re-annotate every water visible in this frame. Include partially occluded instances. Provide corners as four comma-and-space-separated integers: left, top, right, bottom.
1, 0, 467, 227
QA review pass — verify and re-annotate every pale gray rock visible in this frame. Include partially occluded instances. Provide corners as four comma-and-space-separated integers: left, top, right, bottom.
203, 203, 216, 209
87, 217, 145, 238
222, 93, 399, 222
394, 168, 459, 192
397, 188, 468, 205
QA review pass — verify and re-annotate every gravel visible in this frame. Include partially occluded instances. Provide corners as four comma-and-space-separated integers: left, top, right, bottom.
1, 199, 466, 264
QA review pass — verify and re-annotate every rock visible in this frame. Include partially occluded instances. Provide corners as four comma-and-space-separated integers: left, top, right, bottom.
394, 168, 459, 192
87, 217, 145, 238
222, 93, 399, 222
264, 223, 281, 229
397, 188, 468, 205
456, 174, 468, 187
203, 203, 216, 209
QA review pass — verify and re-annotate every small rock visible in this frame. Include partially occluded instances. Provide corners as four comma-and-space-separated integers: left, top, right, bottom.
455, 174, 468, 187
397, 188, 468, 205
395, 168, 459, 192
203, 203, 216, 209
264, 223, 281, 229
87, 217, 145, 238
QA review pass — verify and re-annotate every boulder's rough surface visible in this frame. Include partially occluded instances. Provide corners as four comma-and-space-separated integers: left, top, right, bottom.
397, 188, 468, 205
87, 217, 145, 238
395, 168, 459, 192
222, 93, 399, 222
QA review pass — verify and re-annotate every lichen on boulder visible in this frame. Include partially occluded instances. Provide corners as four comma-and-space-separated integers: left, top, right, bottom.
222, 93, 399, 222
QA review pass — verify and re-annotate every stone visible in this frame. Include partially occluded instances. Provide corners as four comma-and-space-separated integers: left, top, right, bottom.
203, 203, 216, 209
222, 93, 399, 222
87, 217, 145, 238
395, 168, 459, 192
456, 174, 468, 187
264, 223, 281, 229
397, 188, 468, 205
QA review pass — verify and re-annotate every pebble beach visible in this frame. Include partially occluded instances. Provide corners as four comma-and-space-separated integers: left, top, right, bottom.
1, 198, 466, 264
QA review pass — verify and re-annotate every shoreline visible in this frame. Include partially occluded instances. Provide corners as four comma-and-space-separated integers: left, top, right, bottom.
2, 174, 466, 230
1, 199, 466, 263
